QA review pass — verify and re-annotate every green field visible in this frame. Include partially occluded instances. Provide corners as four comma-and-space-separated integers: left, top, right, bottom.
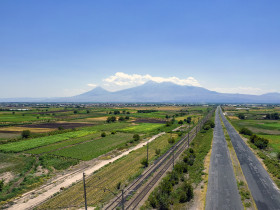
0, 130, 97, 152
119, 123, 163, 133
259, 134, 280, 153
39, 133, 179, 209
50, 133, 134, 160
27, 132, 102, 154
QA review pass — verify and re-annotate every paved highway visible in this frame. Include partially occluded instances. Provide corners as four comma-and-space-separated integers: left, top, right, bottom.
205, 108, 242, 210
220, 107, 280, 210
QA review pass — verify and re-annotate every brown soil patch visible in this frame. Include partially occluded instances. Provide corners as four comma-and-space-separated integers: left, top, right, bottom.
0, 127, 56, 133
0, 172, 15, 184
20, 122, 94, 129
84, 116, 108, 121
133, 118, 166, 124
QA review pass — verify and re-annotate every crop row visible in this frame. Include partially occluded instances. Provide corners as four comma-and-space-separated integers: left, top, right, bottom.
0, 130, 97, 152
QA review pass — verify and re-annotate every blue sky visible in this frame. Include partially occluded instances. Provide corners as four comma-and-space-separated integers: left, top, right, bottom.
0, 0, 280, 97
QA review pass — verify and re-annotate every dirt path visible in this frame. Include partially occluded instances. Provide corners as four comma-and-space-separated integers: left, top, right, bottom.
7, 132, 165, 210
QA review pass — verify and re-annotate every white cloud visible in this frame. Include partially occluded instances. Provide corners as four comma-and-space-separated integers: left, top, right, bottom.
87, 83, 97, 88
210, 87, 268, 95
102, 72, 201, 91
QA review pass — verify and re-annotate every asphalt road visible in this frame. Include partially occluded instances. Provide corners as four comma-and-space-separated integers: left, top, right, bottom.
205, 108, 243, 210
220, 107, 280, 210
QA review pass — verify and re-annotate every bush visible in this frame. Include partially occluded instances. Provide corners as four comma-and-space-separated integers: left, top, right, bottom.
21, 130, 31, 139
118, 116, 125, 121
178, 120, 184, 125
168, 137, 175, 144
133, 134, 140, 141
238, 113, 245, 119
155, 148, 161, 156
250, 135, 269, 149
106, 116, 116, 123
0, 179, 4, 192
240, 127, 253, 136
141, 158, 148, 167
111, 131, 116, 135
277, 152, 280, 160
101, 132, 106, 137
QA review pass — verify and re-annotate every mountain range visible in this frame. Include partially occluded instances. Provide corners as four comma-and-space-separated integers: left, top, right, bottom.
1, 81, 280, 103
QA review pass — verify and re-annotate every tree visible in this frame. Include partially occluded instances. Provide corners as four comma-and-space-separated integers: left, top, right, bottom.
178, 120, 184, 125
22, 130, 31, 138
73, 110, 78, 114
133, 134, 140, 141
186, 117, 192, 124
114, 110, 120, 115
238, 113, 245, 120
118, 116, 125, 121
101, 132, 106, 137
125, 116, 130, 120
86, 110, 90, 114
277, 152, 280, 160
58, 126, 64, 130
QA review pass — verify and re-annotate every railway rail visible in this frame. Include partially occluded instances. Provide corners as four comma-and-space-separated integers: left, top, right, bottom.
104, 108, 215, 210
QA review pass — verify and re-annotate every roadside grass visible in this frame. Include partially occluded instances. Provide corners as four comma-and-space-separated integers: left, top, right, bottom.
0, 130, 97, 152
50, 133, 134, 160
39, 133, 179, 209
26, 132, 101, 154
119, 123, 164, 133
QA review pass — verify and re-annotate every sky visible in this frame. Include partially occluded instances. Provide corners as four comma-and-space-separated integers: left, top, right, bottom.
0, 0, 280, 98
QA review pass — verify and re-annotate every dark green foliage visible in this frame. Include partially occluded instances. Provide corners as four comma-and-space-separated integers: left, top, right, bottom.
203, 120, 215, 129
73, 110, 78, 114
111, 131, 116, 134
101, 132, 106, 137
133, 134, 140, 141
58, 126, 64, 130
168, 137, 175, 144
116, 181, 121, 190
240, 127, 253, 136
141, 158, 148, 167
178, 182, 193, 203
125, 116, 130, 120
178, 120, 183, 125
250, 135, 269, 149
118, 116, 125, 121
238, 113, 245, 119
186, 117, 192, 124
114, 110, 120, 115
137, 110, 157, 113
155, 148, 161, 155
21, 130, 31, 138
86, 110, 90, 114
0, 180, 4, 192
265, 113, 279, 120
106, 116, 116, 123
277, 152, 280, 160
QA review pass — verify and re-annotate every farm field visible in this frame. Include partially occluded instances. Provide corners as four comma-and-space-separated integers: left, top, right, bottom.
51, 133, 134, 160
39, 133, 180, 209
0, 103, 209, 207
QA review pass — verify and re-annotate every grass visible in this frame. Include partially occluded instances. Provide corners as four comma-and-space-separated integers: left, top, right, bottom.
259, 134, 280, 153
119, 123, 164, 133
0, 130, 97, 152
26, 132, 101, 154
39, 133, 179, 209
50, 133, 134, 160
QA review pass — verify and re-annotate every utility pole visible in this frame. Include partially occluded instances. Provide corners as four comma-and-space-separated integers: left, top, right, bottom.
173, 150, 175, 169
83, 172, 87, 210
188, 132, 190, 147
147, 142, 149, 165
122, 189, 124, 210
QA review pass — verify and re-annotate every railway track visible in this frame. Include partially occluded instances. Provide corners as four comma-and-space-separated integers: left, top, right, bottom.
104, 109, 214, 210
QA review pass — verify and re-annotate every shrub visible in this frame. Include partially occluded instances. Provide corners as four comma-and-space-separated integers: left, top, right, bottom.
155, 148, 161, 156
0, 179, 4, 192
178, 120, 184, 125
58, 126, 64, 131
250, 135, 269, 149
133, 134, 140, 141
277, 152, 280, 160
118, 116, 125, 121
101, 132, 106, 137
168, 137, 175, 144
141, 158, 148, 167
21, 130, 31, 139
238, 113, 245, 119
240, 127, 253, 136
